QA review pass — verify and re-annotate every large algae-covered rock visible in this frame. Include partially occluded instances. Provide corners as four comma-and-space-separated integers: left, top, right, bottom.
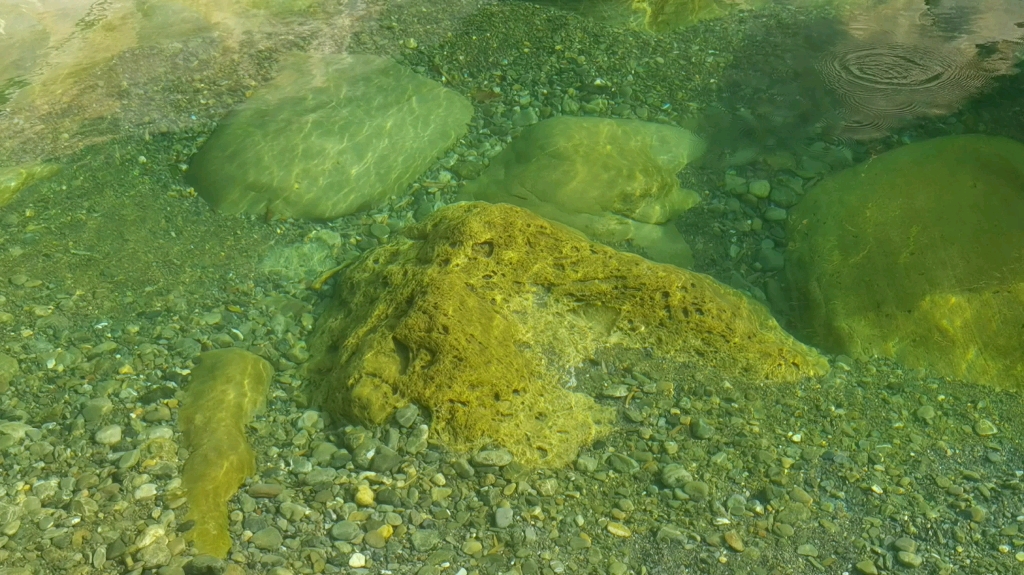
459, 116, 705, 268
786, 134, 1024, 388
187, 53, 473, 220
179, 348, 273, 558
309, 202, 827, 468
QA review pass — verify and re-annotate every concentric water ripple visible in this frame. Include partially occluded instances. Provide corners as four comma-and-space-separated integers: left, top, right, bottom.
818, 41, 991, 137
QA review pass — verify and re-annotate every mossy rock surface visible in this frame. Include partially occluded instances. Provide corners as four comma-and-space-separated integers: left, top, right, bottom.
187, 53, 473, 220
787, 134, 1024, 388
309, 202, 828, 468
460, 116, 705, 268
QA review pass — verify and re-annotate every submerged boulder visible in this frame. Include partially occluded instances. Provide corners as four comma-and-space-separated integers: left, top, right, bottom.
459, 116, 705, 268
308, 202, 827, 468
188, 53, 473, 220
786, 134, 1024, 388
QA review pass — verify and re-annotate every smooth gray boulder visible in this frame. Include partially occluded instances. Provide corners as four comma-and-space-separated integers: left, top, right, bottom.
188, 53, 473, 220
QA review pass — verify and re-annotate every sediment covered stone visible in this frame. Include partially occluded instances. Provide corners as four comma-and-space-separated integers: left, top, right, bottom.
309, 202, 828, 468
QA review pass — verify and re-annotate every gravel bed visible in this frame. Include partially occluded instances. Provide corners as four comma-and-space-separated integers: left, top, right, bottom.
1, 1, 1023, 575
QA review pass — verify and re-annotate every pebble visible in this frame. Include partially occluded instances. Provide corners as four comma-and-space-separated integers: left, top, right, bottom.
789, 487, 813, 504
494, 506, 514, 528
472, 448, 514, 467
349, 552, 367, 568
133, 483, 158, 500
974, 419, 998, 436
136, 543, 172, 567
855, 559, 878, 574
512, 107, 539, 127
606, 522, 632, 538
331, 517, 364, 540
393, 404, 419, 427
897, 551, 924, 568
748, 179, 771, 198
915, 405, 936, 422
462, 538, 483, 555
606, 453, 638, 473
355, 484, 375, 507
796, 543, 818, 557
659, 462, 692, 484
411, 529, 440, 552
370, 223, 391, 239
757, 246, 785, 271
967, 505, 987, 523
690, 418, 715, 439
682, 481, 709, 500
94, 424, 122, 446
251, 527, 283, 550
893, 537, 917, 553
763, 206, 788, 221
364, 524, 392, 548
769, 185, 799, 207
724, 530, 744, 552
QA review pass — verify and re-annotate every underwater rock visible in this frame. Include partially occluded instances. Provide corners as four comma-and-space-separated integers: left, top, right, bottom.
530, 0, 739, 32
459, 116, 705, 268
786, 134, 1024, 389
0, 163, 60, 208
633, 0, 732, 33
308, 202, 828, 468
178, 348, 273, 558
187, 53, 473, 220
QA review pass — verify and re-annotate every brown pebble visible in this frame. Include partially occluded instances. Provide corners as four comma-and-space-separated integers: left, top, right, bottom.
724, 530, 744, 552
248, 483, 285, 498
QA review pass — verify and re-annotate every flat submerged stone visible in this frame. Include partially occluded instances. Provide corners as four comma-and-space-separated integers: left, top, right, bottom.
188, 53, 472, 220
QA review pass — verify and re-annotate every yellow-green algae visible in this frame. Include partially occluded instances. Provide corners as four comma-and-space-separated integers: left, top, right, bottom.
179, 348, 273, 558
309, 202, 828, 468
786, 134, 1024, 389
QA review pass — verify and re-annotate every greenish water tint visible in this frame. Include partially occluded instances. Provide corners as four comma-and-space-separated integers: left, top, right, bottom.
1, 0, 1024, 573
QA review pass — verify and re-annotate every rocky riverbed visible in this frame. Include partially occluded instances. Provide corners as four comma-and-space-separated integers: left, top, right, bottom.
1, 1, 1023, 575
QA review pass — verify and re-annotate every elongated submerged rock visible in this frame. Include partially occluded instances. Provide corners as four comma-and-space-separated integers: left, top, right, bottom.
179, 348, 273, 558
309, 202, 828, 469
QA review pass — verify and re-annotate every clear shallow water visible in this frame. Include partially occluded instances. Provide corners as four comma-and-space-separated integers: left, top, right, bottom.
1, 1, 1024, 574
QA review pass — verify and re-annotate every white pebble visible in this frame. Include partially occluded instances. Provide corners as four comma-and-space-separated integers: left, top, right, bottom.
134, 483, 158, 500
349, 552, 367, 568
94, 424, 122, 446
134, 524, 165, 549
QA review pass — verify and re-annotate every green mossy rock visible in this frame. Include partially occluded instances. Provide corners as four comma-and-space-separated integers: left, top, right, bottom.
309, 202, 828, 468
460, 116, 705, 268
179, 348, 273, 558
786, 134, 1024, 388
187, 53, 473, 220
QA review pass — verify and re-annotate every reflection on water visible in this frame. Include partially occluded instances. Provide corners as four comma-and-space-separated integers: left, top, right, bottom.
1, 0, 1024, 573
821, 0, 1024, 139
0, 0, 368, 162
